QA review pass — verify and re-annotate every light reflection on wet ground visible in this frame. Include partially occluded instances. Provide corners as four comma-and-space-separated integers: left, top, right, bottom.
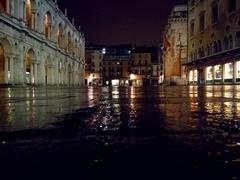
1, 85, 240, 179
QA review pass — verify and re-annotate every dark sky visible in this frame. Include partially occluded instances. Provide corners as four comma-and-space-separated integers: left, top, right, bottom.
58, 0, 186, 46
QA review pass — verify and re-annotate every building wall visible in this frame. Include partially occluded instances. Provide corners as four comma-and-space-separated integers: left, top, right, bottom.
103, 58, 130, 86
163, 5, 188, 85
0, 0, 85, 86
85, 49, 103, 85
187, 0, 240, 84
131, 52, 152, 86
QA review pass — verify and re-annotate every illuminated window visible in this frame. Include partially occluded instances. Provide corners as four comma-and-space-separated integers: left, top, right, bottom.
214, 65, 222, 80
236, 61, 240, 78
193, 70, 198, 82
224, 63, 233, 79
189, 70, 193, 82
44, 12, 52, 40
57, 24, 63, 48
26, 0, 32, 28
206, 66, 213, 81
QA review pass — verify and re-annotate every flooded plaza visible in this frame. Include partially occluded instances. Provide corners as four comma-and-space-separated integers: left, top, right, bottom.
0, 85, 240, 179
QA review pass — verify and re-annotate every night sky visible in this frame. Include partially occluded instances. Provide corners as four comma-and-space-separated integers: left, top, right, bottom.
58, 0, 186, 46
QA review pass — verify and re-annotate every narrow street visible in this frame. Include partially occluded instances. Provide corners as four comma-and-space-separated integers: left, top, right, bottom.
0, 85, 240, 179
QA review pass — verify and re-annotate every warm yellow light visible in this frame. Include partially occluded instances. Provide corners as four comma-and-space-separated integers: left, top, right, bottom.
130, 74, 135, 80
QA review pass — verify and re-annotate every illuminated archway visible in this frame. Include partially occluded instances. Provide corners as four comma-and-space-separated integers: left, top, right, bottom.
67, 32, 72, 52
26, 0, 37, 29
235, 31, 240, 47
57, 23, 63, 48
44, 11, 52, 40
45, 56, 52, 85
25, 49, 36, 84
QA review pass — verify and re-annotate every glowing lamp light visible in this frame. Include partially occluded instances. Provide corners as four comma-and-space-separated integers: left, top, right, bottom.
130, 74, 136, 80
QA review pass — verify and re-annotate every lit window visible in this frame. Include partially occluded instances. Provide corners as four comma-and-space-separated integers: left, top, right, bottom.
214, 65, 222, 80
236, 61, 240, 78
206, 66, 213, 81
224, 63, 233, 79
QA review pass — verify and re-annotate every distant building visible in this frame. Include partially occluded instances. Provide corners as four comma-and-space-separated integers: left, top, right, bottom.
85, 46, 103, 85
186, 0, 240, 85
102, 45, 132, 86
0, 0, 85, 86
151, 46, 164, 85
130, 47, 156, 86
163, 4, 188, 85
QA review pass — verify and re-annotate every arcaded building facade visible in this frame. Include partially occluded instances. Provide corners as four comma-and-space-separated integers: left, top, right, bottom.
0, 0, 85, 86
187, 0, 240, 85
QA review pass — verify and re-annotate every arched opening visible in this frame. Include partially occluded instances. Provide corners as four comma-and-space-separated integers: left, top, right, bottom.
235, 31, 240, 47
45, 56, 52, 85
217, 40, 222, 52
229, 34, 233, 49
213, 41, 218, 53
0, 0, 6, 12
0, 44, 5, 84
223, 37, 229, 50
68, 64, 71, 86
57, 23, 63, 48
44, 11, 52, 40
67, 32, 71, 52
206, 45, 210, 56
74, 38, 78, 56
25, 49, 36, 84
26, 0, 37, 29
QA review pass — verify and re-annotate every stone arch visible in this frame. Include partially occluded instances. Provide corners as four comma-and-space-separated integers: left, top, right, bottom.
44, 11, 52, 40
0, 38, 12, 84
0, 43, 5, 84
217, 40, 222, 52
25, 48, 37, 84
57, 23, 64, 48
213, 41, 218, 53
206, 44, 210, 56
229, 34, 233, 49
235, 31, 240, 47
223, 37, 229, 50
45, 55, 53, 85
67, 31, 71, 52
68, 63, 72, 85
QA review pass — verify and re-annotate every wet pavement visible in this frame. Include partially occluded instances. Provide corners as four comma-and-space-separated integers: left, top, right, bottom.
0, 85, 240, 179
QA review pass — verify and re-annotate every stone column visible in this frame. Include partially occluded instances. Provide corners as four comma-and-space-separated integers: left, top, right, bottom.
9, 56, 14, 84
4, 56, 9, 84
34, 63, 38, 85
31, 63, 34, 84
31, 13, 35, 29
233, 61, 237, 84
221, 64, 224, 84
39, 53, 46, 85
18, 0, 24, 20
6, 0, 10, 14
